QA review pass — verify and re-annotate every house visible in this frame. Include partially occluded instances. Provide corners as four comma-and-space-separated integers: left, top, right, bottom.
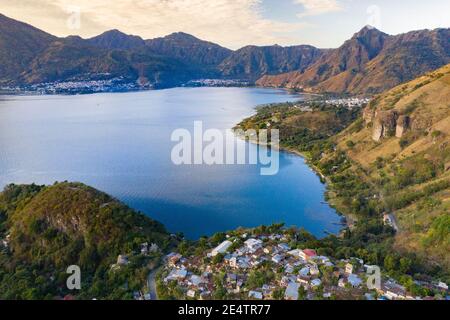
348, 274, 362, 288
287, 249, 302, 258
310, 279, 322, 288
297, 276, 310, 287
437, 282, 448, 291
245, 239, 263, 251
229, 257, 238, 268
284, 264, 294, 274
299, 267, 310, 277
272, 254, 284, 264
226, 273, 237, 284
383, 283, 407, 300
140, 242, 149, 255
278, 243, 290, 252
165, 268, 188, 282
249, 291, 263, 300
315, 256, 330, 264
116, 255, 129, 266
187, 290, 196, 298
167, 253, 182, 266
300, 249, 317, 261
189, 275, 204, 287
237, 257, 251, 269
310, 264, 320, 276
285, 282, 300, 300
345, 263, 354, 274
211, 240, 232, 257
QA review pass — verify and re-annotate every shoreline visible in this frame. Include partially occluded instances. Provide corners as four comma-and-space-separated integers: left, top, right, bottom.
238, 134, 350, 233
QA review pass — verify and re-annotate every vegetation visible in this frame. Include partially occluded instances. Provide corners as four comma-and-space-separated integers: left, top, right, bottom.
0, 182, 174, 299
234, 65, 450, 282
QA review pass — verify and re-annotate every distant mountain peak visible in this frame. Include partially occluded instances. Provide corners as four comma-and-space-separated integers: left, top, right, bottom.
353, 25, 386, 39
87, 29, 145, 50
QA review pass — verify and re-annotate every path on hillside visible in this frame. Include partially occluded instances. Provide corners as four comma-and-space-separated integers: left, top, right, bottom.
147, 267, 161, 300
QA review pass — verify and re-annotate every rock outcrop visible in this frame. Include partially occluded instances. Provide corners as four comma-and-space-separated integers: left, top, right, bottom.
396, 115, 411, 138
372, 110, 399, 141
363, 107, 375, 125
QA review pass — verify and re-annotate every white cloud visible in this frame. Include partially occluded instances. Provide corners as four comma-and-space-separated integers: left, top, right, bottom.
294, 0, 342, 17
0, 0, 309, 49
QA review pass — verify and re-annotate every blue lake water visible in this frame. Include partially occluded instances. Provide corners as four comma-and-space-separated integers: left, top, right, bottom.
0, 87, 341, 239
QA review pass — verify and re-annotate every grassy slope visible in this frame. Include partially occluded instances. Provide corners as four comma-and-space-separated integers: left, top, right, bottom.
334, 64, 450, 268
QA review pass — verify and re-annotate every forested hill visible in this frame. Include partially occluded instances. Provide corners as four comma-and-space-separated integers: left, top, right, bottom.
0, 182, 173, 299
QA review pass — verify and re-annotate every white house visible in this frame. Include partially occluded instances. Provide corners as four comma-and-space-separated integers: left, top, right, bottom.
211, 240, 232, 257
186, 290, 196, 298
245, 239, 263, 251
272, 254, 284, 264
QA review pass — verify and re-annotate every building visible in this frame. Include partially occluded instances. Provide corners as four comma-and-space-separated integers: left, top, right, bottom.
345, 263, 354, 274
348, 274, 362, 288
272, 254, 284, 264
167, 253, 182, 266
245, 239, 263, 251
211, 240, 233, 257
300, 249, 317, 261
285, 282, 300, 300
116, 255, 129, 266
311, 279, 322, 288
249, 291, 263, 300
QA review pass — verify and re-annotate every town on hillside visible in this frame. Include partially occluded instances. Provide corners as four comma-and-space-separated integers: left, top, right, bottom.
157, 229, 449, 301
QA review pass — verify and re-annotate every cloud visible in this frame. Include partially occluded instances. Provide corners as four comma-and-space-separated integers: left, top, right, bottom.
0, 0, 309, 49
294, 0, 342, 17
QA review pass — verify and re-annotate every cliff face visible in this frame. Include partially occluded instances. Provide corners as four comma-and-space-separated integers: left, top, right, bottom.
365, 109, 411, 142
371, 110, 399, 141
396, 115, 411, 138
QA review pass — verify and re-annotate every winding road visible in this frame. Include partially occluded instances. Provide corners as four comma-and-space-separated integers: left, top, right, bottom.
147, 267, 160, 300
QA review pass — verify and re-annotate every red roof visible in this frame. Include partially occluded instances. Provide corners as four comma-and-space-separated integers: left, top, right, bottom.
302, 249, 317, 257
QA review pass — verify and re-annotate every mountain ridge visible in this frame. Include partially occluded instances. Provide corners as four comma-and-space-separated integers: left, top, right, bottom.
1, 13, 449, 93
257, 27, 450, 94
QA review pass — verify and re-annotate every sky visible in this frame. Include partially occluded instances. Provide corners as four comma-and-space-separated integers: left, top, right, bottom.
1, 0, 449, 49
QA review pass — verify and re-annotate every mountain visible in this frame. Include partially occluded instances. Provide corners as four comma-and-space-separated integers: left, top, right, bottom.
0, 13, 56, 85
146, 32, 232, 75
257, 27, 450, 94
20, 35, 195, 88
0, 182, 172, 299
87, 29, 146, 50
1, 13, 449, 93
335, 63, 450, 268
218, 45, 325, 81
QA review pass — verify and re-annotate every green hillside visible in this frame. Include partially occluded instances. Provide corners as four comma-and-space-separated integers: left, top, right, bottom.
0, 182, 173, 300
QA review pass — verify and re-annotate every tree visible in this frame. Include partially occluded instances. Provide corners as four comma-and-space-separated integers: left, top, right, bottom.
384, 254, 398, 273
298, 286, 307, 300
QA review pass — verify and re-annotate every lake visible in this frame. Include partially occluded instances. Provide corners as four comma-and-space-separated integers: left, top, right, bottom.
0, 87, 341, 239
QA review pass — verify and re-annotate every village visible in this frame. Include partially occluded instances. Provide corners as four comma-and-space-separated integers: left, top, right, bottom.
158, 230, 449, 301
0, 76, 144, 95
293, 97, 371, 112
